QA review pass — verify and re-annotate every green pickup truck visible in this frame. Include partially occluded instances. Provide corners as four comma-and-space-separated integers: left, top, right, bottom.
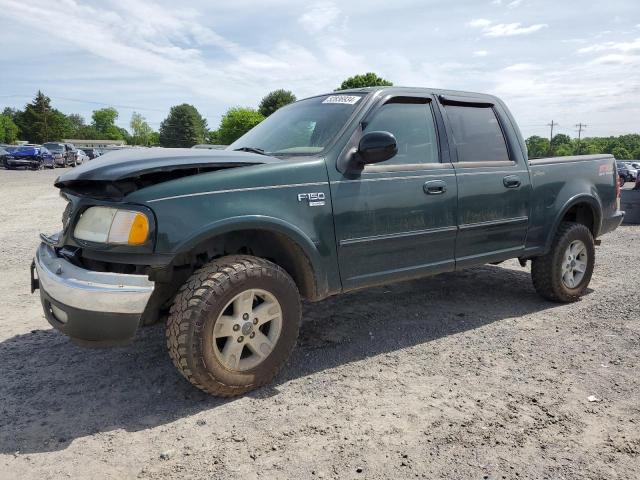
32, 87, 624, 396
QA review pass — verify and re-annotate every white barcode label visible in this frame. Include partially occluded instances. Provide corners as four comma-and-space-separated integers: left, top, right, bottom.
322, 95, 361, 105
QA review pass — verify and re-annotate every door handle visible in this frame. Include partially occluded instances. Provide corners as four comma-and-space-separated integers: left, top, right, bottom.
423, 180, 447, 195
503, 175, 521, 189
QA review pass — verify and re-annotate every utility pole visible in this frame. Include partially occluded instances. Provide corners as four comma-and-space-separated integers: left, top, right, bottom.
575, 123, 587, 154
547, 120, 557, 154
42, 102, 49, 143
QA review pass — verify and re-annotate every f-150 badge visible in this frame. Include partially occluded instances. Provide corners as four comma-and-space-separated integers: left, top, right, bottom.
298, 192, 326, 207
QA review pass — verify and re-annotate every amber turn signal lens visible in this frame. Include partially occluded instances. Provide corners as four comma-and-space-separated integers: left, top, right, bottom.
128, 213, 149, 245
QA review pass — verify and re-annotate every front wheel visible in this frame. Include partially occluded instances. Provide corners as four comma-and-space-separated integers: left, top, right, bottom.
166, 255, 301, 397
531, 222, 595, 302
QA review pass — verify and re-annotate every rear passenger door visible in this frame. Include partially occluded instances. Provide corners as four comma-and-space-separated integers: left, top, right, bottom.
331, 94, 458, 290
437, 95, 531, 267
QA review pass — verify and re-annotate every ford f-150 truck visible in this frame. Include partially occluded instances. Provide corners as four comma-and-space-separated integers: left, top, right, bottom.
31, 87, 624, 396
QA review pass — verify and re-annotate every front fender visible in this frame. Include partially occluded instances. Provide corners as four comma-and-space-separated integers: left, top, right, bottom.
172, 215, 329, 294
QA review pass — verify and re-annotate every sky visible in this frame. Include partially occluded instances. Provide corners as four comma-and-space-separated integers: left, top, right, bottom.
0, 0, 639, 139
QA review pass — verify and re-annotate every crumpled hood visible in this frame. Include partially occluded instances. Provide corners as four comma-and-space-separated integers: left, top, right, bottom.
54, 147, 281, 187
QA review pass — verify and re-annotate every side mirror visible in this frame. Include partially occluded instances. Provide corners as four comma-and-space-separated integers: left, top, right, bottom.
356, 131, 397, 166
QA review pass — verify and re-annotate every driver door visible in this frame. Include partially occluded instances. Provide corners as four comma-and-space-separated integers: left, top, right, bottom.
330, 94, 457, 290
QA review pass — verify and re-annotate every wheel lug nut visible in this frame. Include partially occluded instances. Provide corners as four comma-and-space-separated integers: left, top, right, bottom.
233, 324, 240, 331
250, 332, 255, 338
243, 313, 249, 320
237, 336, 244, 342
253, 318, 258, 324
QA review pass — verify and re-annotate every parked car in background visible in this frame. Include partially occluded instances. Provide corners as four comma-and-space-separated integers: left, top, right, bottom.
0, 147, 9, 167
624, 161, 640, 172
617, 162, 635, 183
82, 148, 101, 160
623, 163, 638, 181
4, 145, 54, 169
191, 144, 227, 150
43, 142, 79, 167
76, 149, 89, 164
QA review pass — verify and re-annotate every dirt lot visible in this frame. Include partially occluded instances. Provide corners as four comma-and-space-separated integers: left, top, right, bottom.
0, 167, 638, 479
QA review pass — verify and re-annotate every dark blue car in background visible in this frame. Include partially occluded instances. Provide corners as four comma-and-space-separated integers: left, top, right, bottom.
3, 145, 55, 170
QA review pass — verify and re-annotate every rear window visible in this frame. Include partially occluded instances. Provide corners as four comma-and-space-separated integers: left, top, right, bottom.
44, 143, 63, 151
444, 105, 510, 162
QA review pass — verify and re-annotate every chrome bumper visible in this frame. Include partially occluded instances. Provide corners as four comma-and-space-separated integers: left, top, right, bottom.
34, 242, 154, 314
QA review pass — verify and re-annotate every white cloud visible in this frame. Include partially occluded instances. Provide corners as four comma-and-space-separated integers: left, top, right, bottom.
503, 63, 539, 71
485, 22, 548, 37
298, 2, 342, 34
0, 0, 364, 110
589, 54, 637, 65
577, 38, 640, 54
468, 18, 492, 28
468, 18, 548, 37
473, 50, 489, 57
507, 0, 524, 8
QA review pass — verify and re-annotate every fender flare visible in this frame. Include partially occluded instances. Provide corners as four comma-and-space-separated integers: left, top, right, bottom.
173, 215, 327, 294
544, 194, 602, 252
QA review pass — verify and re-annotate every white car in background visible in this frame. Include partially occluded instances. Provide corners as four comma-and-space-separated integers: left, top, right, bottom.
76, 149, 89, 165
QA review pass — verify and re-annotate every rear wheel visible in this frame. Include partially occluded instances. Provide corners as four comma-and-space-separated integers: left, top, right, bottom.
531, 222, 595, 302
166, 255, 301, 397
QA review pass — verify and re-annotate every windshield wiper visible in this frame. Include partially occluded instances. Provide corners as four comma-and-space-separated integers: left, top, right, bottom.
233, 147, 268, 156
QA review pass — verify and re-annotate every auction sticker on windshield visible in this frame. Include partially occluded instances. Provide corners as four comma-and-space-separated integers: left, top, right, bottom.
322, 95, 361, 105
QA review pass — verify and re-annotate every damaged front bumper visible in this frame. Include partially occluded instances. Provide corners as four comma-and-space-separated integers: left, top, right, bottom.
32, 242, 155, 346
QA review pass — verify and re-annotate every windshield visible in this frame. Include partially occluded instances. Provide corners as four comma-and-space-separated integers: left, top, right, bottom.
228, 94, 365, 155
43, 143, 63, 151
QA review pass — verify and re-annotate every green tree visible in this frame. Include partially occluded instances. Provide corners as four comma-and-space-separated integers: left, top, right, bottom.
206, 129, 221, 145
551, 133, 571, 147
129, 112, 153, 145
75, 125, 99, 140
258, 89, 296, 117
14, 91, 71, 143
91, 107, 124, 140
66, 113, 86, 137
336, 72, 393, 91
215, 107, 264, 145
0, 115, 19, 143
612, 146, 631, 160
525, 135, 550, 158
159, 104, 207, 147
149, 131, 160, 146
573, 138, 599, 155
2, 107, 19, 121
554, 144, 574, 157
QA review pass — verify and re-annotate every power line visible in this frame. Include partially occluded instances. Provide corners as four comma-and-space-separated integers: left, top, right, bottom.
0, 93, 165, 113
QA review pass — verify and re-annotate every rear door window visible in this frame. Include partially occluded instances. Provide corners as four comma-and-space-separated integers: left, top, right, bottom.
444, 105, 510, 162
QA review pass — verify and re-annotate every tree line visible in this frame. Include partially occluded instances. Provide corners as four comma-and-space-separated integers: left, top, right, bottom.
5, 72, 634, 159
526, 133, 640, 160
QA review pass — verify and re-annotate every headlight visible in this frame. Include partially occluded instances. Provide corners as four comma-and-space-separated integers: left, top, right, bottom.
74, 207, 149, 245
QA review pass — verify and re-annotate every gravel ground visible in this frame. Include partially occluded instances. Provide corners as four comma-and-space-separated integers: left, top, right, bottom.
0, 168, 638, 480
